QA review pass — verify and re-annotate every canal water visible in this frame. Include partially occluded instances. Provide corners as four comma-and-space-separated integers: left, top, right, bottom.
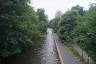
4, 28, 60, 64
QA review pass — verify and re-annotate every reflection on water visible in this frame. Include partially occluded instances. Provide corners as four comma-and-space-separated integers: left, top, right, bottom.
40, 28, 60, 64
3, 28, 60, 64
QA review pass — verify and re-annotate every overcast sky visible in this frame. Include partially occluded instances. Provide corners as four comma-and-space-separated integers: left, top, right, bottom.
30, 0, 96, 20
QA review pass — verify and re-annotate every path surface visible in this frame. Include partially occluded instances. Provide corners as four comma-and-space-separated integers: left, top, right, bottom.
53, 33, 82, 64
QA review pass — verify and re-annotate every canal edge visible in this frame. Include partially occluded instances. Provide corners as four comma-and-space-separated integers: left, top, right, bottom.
53, 34, 64, 64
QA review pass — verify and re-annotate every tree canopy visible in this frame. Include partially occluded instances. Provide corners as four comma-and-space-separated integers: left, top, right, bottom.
50, 4, 96, 60
0, 0, 48, 57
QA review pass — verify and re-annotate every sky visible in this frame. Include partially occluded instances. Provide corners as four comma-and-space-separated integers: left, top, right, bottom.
30, 0, 96, 20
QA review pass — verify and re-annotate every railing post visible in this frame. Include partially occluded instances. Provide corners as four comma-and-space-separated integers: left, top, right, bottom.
88, 56, 89, 64
82, 49, 83, 64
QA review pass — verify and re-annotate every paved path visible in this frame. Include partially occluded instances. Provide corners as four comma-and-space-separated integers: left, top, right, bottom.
53, 33, 82, 64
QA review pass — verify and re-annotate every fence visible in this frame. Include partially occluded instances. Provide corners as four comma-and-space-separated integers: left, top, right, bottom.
73, 44, 94, 64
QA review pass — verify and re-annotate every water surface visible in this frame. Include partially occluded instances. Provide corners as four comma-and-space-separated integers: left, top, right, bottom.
3, 28, 60, 64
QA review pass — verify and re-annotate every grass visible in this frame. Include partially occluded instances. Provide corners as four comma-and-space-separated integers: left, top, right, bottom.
65, 42, 84, 62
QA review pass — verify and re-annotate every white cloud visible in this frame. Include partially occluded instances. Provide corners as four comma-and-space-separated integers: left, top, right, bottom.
31, 0, 96, 20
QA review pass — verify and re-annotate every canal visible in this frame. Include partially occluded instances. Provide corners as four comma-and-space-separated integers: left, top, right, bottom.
3, 28, 60, 64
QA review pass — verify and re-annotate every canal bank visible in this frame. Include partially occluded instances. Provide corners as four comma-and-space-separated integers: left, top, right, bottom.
0, 28, 60, 64
53, 33, 82, 64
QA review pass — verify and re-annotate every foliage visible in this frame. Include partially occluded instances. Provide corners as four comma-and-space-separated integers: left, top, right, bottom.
72, 4, 96, 60
50, 4, 96, 60
37, 8, 48, 33
50, 5, 84, 40
49, 10, 63, 32
0, 0, 48, 57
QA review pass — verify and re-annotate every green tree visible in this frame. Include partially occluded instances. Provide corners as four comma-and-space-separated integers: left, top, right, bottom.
57, 5, 84, 40
49, 10, 63, 32
72, 4, 96, 60
0, 0, 43, 57
37, 8, 48, 33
